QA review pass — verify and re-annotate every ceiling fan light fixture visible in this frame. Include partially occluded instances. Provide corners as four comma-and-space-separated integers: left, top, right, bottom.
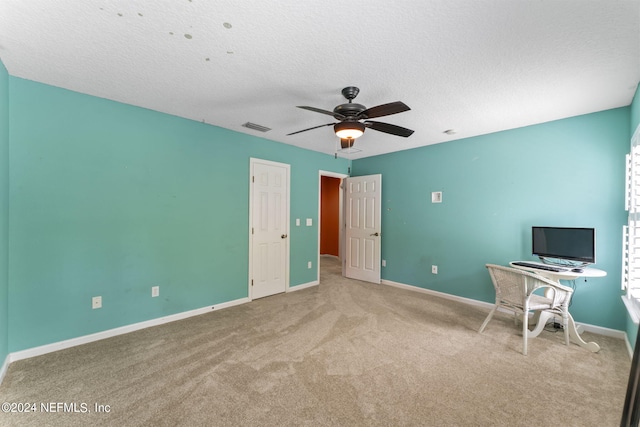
334, 121, 365, 139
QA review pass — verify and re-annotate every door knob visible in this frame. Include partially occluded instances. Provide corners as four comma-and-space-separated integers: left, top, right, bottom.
281, 234, 288, 239
370, 232, 379, 236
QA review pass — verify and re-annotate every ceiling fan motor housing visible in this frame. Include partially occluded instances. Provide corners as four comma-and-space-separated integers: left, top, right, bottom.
335, 86, 366, 119
333, 103, 366, 119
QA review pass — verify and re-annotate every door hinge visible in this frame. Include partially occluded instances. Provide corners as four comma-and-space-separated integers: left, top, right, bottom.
252, 227, 254, 234
251, 279, 254, 286
252, 176, 255, 183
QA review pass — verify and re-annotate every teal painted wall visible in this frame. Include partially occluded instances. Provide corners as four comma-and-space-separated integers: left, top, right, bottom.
353, 108, 630, 330
8, 77, 348, 352
0, 60, 9, 363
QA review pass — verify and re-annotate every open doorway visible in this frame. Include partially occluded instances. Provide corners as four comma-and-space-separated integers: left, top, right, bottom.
318, 171, 348, 281
320, 176, 340, 257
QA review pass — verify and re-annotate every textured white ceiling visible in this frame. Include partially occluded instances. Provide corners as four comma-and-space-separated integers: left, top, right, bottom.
0, 1, 639, 159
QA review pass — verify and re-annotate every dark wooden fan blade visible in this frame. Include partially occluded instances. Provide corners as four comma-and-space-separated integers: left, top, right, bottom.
359, 101, 410, 119
297, 106, 346, 120
286, 122, 334, 136
364, 120, 414, 137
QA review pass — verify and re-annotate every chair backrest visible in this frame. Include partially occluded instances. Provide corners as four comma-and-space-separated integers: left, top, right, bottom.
485, 264, 573, 308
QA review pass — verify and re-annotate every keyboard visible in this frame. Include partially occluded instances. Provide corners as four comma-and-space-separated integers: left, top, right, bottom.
511, 262, 567, 272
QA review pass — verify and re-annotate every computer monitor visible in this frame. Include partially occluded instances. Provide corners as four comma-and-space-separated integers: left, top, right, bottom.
532, 226, 596, 264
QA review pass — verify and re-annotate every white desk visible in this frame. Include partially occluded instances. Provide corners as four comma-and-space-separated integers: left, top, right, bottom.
509, 261, 607, 353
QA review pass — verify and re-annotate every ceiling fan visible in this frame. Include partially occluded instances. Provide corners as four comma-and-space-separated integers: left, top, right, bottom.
287, 86, 414, 148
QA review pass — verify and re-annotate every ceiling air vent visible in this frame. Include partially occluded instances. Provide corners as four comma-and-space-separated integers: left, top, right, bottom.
337, 147, 362, 154
242, 122, 271, 133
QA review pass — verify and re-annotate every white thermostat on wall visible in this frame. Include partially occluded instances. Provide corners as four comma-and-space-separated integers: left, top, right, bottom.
431, 191, 442, 203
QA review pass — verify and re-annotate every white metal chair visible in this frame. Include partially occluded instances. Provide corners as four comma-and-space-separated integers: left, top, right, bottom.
479, 264, 574, 355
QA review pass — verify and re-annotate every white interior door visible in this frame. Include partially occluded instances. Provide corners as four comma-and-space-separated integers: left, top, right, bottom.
345, 174, 381, 284
250, 159, 290, 299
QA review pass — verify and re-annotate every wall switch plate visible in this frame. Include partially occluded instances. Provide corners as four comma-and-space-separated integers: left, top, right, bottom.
431, 191, 443, 203
92, 296, 102, 309
308, 261, 312, 269
152, 286, 159, 297
306, 218, 312, 226
432, 265, 438, 274
296, 218, 300, 226
382, 259, 386, 267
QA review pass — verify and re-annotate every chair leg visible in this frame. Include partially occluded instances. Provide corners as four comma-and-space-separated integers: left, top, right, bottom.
479, 306, 497, 333
522, 310, 528, 356
562, 311, 570, 346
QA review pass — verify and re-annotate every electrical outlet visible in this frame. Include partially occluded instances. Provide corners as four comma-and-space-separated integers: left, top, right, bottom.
152, 286, 159, 297
92, 296, 102, 309
431, 265, 438, 274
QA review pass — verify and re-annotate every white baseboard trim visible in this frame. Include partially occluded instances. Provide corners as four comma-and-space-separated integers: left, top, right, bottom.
576, 322, 627, 340
382, 279, 496, 311
288, 280, 319, 292
624, 334, 633, 359
0, 354, 9, 385
8, 297, 250, 364
381, 278, 626, 340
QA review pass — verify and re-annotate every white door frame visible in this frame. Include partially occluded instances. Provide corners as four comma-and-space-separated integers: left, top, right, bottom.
317, 170, 349, 282
248, 158, 291, 300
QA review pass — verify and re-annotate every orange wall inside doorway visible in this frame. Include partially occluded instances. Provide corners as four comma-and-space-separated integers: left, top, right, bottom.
320, 176, 340, 256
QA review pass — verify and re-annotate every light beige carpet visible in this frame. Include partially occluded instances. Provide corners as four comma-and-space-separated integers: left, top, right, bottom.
0, 257, 631, 426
